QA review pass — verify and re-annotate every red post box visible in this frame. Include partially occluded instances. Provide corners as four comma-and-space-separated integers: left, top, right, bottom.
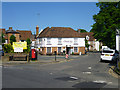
32, 49, 36, 59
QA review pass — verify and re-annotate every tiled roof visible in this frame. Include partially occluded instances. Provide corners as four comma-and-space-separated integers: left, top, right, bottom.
79, 32, 95, 41
16, 30, 32, 40
6, 29, 19, 34
38, 27, 85, 38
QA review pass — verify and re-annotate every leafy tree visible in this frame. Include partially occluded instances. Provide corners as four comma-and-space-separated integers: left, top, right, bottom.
3, 44, 13, 53
85, 39, 89, 51
23, 38, 31, 53
23, 45, 31, 53
10, 35, 16, 45
2, 33, 5, 43
77, 29, 87, 33
91, 2, 120, 49
26, 38, 31, 45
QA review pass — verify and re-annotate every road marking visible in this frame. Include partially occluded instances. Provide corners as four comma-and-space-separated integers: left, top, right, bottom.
70, 76, 78, 80
108, 67, 119, 78
88, 67, 92, 70
93, 80, 106, 83
83, 72, 91, 74
108, 82, 112, 84
50, 73, 53, 75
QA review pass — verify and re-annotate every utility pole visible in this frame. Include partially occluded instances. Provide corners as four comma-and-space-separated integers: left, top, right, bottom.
116, 29, 120, 70
116, 29, 119, 51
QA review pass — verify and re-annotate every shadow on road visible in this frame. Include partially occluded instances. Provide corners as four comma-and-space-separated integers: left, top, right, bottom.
72, 81, 107, 88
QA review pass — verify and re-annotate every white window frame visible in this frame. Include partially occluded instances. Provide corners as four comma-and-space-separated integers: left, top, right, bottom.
47, 38, 51, 45
74, 47, 78, 52
74, 38, 78, 44
58, 47, 62, 53
46, 47, 52, 53
58, 38, 62, 45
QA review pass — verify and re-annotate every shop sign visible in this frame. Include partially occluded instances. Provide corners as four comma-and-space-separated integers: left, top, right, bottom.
63, 40, 73, 43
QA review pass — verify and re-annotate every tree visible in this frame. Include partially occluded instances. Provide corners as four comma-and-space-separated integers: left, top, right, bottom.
26, 38, 31, 45
3, 44, 13, 53
23, 38, 31, 53
10, 35, 16, 45
91, 2, 120, 49
2, 33, 5, 43
85, 39, 89, 51
77, 29, 87, 33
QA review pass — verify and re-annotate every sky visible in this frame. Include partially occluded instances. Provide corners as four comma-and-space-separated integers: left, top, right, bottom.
2, 2, 100, 34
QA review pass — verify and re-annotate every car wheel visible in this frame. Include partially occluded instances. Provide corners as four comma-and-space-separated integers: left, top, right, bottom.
100, 59, 102, 62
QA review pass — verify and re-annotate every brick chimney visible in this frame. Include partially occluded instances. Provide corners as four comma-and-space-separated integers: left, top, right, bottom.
36, 25, 39, 36
9, 27, 12, 30
78, 29, 81, 33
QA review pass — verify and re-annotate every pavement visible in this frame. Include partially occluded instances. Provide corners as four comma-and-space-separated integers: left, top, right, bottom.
2, 55, 83, 66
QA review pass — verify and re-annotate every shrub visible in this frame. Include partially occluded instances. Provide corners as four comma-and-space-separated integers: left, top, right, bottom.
3, 44, 13, 53
23, 45, 31, 53
72, 52, 74, 55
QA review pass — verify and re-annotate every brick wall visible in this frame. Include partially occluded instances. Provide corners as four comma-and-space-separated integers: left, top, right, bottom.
52, 47, 57, 54
78, 47, 85, 54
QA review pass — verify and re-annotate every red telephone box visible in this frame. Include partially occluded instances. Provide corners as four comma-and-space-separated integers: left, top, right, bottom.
32, 49, 36, 59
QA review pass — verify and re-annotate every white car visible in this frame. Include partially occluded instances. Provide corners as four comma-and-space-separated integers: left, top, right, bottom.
100, 48, 119, 62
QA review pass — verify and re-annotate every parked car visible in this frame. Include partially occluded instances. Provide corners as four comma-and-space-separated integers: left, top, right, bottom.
100, 48, 119, 62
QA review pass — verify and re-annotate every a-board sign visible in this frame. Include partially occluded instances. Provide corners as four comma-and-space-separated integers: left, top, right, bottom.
13, 42, 27, 49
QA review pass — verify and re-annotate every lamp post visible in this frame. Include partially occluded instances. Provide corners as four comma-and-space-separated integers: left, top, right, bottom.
116, 29, 120, 70
116, 29, 119, 51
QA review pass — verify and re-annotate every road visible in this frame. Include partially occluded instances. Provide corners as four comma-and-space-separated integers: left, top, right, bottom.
2, 53, 119, 88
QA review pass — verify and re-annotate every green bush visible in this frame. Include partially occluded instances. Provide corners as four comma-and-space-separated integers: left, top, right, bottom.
23, 45, 31, 53
72, 52, 74, 55
3, 44, 13, 53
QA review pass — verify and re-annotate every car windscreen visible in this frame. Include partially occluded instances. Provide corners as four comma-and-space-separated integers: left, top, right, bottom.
103, 50, 113, 53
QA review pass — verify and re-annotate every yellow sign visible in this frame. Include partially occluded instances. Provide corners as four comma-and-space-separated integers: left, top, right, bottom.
13, 42, 27, 49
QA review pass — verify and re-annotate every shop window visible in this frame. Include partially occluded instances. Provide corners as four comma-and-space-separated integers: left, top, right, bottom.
74, 47, 78, 52
58, 47, 61, 53
47, 47, 51, 53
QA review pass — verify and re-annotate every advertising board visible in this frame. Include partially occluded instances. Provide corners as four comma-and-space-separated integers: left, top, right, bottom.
13, 42, 27, 49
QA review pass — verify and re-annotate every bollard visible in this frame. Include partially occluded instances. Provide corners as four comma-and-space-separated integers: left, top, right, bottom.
54, 51, 57, 61
66, 54, 69, 59
79, 52, 81, 55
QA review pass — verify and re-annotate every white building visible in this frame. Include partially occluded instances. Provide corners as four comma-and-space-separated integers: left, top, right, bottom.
77, 32, 101, 51
36, 27, 85, 55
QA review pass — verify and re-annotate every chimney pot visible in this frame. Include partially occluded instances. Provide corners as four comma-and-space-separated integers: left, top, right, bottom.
36, 25, 39, 36
9, 27, 12, 30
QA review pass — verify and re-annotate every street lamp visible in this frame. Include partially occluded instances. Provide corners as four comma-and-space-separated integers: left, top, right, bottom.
116, 29, 120, 70
116, 29, 119, 51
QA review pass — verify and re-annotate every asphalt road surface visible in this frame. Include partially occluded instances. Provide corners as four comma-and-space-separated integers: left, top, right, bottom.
2, 53, 119, 88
